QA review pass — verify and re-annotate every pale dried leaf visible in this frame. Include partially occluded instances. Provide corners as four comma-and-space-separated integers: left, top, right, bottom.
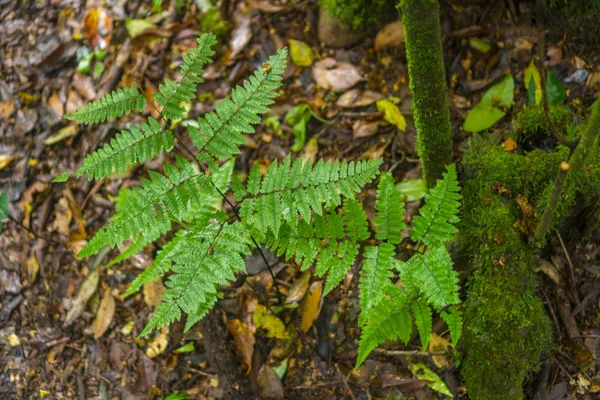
313, 58, 363, 92
336, 89, 383, 108
375, 21, 405, 51
92, 289, 115, 339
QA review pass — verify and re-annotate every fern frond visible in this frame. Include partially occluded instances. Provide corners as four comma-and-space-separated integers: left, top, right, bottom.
374, 173, 406, 244
153, 33, 217, 121
188, 48, 287, 164
411, 297, 433, 350
141, 222, 250, 336
357, 284, 412, 367
241, 156, 382, 238
77, 118, 174, 180
410, 164, 461, 248
441, 306, 463, 346
343, 197, 370, 241
65, 85, 146, 125
401, 245, 460, 310
78, 157, 209, 258
358, 244, 395, 326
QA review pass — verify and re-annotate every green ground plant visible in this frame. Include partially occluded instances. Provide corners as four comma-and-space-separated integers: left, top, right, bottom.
60, 32, 463, 367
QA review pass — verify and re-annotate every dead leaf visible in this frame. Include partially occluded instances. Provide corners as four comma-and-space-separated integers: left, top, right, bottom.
300, 136, 318, 164
313, 58, 363, 92
285, 271, 311, 304
229, 4, 252, 59
44, 125, 78, 145
53, 197, 72, 236
375, 21, 405, 51
353, 120, 384, 138
253, 304, 289, 339
573, 56, 587, 69
300, 281, 323, 332
72, 73, 97, 101
429, 333, 451, 369
47, 92, 64, 118
502, 138, 517, 152
537, 259, 561, 285
289, 39, 315, 67
381, 373, 428, 391
226, 319, 255, 372
26, 254, 39, 283
143, 279, 165, 307
66, 91, 84, 114
7, 333, 20, 347
0, 155, 14, 170
0, 99, 15, 120
258, 364, 284, 399
92, 289, 115, 339
513, 194, 536, 237
146, 327, 169, 358
336, 89, 383, 108
64, 270, 99, 327
248, 0, 284, 12
83, 7, 113, 50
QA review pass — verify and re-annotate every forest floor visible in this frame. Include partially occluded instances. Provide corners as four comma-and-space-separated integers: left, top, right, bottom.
1, 1, 600, 399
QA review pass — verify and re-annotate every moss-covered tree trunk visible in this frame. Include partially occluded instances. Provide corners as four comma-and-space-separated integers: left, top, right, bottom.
399, 0, 453, 188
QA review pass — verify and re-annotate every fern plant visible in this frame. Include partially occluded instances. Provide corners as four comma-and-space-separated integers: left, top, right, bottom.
61, 32, 462, 369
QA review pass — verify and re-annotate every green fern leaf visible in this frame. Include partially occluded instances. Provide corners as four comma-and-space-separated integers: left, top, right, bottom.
77, 118, 174, 180
401, 245, 460, 310
154, 33, 217, 121
65, 85, 146, 125
440, 306, 463, 346
411, 297, 433, 350
343, 197, 370, 241
410, 164, 461, 248
374, 173, 406, 244
357, 284, 412, 367
188, 48, 287, 163
242, 155, 382, 238
358, 244, 395, 326
78, 157, 209, 258
141, 222, 250, 336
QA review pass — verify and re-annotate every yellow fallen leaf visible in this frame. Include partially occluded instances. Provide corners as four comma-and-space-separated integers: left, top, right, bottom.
146, 327, 169, 358
7, 333, 20, 347
502, 138, 517, 152
289, 39, 315, 67
226, 319, 255, 372
44, 125, 78, 145
300, 281, 322, 332
376, 99, 406, 131
253, 304, 289, 339
0, 155, 14, 170
428, 333, 451, 369
26, 254, 39, 283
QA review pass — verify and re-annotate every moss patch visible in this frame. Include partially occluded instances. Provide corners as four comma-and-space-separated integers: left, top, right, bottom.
318, 0, 395, 30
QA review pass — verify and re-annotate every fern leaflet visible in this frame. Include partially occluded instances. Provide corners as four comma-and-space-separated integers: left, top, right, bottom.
410, 164, 461, 248
358, 244, 395, 326
65, 85, 146, 125
153, 33, 217, 121
77, 118, 174, 179
411, 297, 433, 350
374, 173, 406, 244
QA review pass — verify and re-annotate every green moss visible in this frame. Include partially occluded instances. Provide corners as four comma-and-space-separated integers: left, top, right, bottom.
510, 105, 572, 142
399, 0, 453, 188
319, 0, 395, 30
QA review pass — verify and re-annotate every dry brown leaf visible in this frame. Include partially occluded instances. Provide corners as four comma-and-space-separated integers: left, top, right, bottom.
336, 89, 383, 108
0, 99, 15, 120
300, 136, 318, 164
513, 194, 536, 237
26, 254, 39, 283
229, 4, 252, 59
64, 270, 100, 327
53, 197, 72, 236
313, 58, 363, 92
428, 333, 451, 369
375, 20, 405, 51
353, 120, 384, 138
92, 289, 115, 339
285, 271, 311, 304
72, 73, 97, 101
66, 91, 84, 114
300, 281, 323, 332
226, 319, 255, 372
257, 364, 284, 399
83, 7, 113, 50
47, 92, 64, 117
143, 279, 165, 307
248, 0, 284, 12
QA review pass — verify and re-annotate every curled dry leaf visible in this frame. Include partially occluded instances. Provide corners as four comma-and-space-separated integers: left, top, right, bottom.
83, 7, 113, 50
0, 155, 14, 170
375, 20, 405, 51
229, 4, 252, 59
428, 333, 451, 369
300, 280, 323, 332
313, 58, 363, 92
92, 289, 116, 339
353, 120, 384, 138
285, 271, 311, 304
64, 269, 100, 327
226, 318, 255, 372
146, 327, 169, 358
336, 89, 383, 108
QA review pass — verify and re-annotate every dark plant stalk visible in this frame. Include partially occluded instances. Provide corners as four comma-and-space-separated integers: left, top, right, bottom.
398, 0, 453, 188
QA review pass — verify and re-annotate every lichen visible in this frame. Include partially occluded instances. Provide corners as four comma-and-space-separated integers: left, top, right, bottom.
399, 0, 453, 187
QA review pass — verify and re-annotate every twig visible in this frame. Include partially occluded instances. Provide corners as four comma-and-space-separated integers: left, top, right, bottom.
373, 348, 448, 357
335, 364, 356, 400
556, 231, 580, 303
